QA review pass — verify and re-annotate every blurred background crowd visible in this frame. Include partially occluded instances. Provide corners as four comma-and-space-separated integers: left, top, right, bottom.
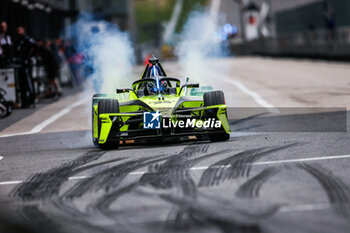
0, 22, 81, 107
1, 0, 350, 117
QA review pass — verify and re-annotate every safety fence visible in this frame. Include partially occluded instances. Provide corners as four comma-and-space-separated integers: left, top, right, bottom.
231, 27, 350, 58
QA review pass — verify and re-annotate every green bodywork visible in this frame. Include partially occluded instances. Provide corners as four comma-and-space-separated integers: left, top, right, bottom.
92, 84, 231, 145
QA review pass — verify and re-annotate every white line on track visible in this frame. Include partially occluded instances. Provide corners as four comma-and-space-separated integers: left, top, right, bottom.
0, 180, 23, 185
209, 0, 221, 20
251, 154, 350, 165
163, 0, 183, 42
68, 176, 89, 180
279, 203, 331, 212
186, 154, 350, 170
0, 98, 88, 138
221, 77, 279, 114
2, 154, 350, 186
0, 156, 3, 161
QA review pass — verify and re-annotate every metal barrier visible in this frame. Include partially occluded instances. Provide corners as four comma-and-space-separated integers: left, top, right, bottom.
231, 27, 350, 58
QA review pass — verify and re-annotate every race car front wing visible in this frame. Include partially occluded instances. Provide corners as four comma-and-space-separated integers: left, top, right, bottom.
97, 105, 231, 144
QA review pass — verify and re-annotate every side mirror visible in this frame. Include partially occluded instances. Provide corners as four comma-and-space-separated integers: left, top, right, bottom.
116, 88, 138, 97
116, 88, 132, 94
178, 83, 200, 96
186, 83, 199, 88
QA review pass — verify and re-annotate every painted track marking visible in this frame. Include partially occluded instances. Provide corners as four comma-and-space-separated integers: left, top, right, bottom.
209, 0, 221, 20
163, 0, 183, 41
0, 180, 23, 185
279, 203, 331, 212
0, 156, 3, 161
1, 154, 350, 186
0, 98, 88, 138
221, 77, 279, 113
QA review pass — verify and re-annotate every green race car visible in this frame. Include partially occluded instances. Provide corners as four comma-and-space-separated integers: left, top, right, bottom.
92, 56, 231, 149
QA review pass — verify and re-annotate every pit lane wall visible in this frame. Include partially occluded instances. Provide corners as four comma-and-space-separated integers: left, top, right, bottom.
231, 27, 350, 59
231, 0, 350, 59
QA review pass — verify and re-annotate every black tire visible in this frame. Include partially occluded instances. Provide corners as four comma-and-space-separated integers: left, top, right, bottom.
204, 90, 225, 106
203, 91, 230, 142
92, 98, 99, 147
97, 99, 120, 149
92, 138, 99, 147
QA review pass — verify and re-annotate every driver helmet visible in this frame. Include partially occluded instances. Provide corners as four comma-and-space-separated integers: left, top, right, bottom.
147, 82, 157, 95
147, 80, 168, 95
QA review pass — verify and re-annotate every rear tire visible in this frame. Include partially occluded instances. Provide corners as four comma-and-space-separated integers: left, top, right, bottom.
203, 91, 230, 142
98, 99, 120, 150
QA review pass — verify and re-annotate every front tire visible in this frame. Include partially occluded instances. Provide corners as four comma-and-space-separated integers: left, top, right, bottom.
97, 99, 120, 150
203, 91, 230, 142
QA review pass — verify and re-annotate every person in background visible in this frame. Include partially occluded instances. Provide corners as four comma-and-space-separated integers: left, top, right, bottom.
0, 21, 13, 62
43, 40, 61, 99
323, 2, 336, 47
14, 26, 36, 108
64, 39, 81, 85
55, 38, 73, 87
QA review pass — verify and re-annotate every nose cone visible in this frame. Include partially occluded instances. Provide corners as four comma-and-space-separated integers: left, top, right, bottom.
141, 96, 181, 116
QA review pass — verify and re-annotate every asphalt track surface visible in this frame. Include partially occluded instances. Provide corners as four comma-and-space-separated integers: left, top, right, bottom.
1, 57, 350, 233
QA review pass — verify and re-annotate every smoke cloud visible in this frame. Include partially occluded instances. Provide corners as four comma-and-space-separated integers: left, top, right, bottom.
175, 7, 224, 84
68, 13, 135, 95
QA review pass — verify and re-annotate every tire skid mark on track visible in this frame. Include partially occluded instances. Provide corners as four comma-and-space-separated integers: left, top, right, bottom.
9, 143, 280, 232
62, 153, 170, 200
56, 144, 209, 229
198, 143, 297, 187
12, 149, 161, 233
18, 204, 109, 233
298, 163, 350, 217
19, 205, 63, 233
160, 194, 263, 233
228, 113, 267, 126
11, 146, 198, 228
88, 144, 215, 213
11, 150, 108, 201
89, 181, 140, 216
234, 124, 264, 132
59, 150, 178, 218
146, 145, 209, 229
138, 145, 232, 228
13, 155, 129, 222
52, 197, 89, 217
86, 144, 239, 231
199, 191, 280, 219
140, 144, 210, 192
236, 167, 282, 199
73, 157, 127, 174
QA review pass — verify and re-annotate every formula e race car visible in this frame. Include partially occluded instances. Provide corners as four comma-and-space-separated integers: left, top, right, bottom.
92, 56, 231, 149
